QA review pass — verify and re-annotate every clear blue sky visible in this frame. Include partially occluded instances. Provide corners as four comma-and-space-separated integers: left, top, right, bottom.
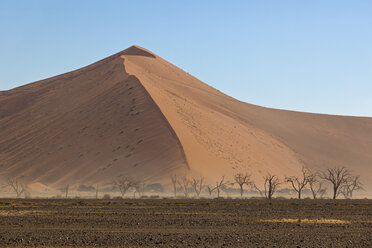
1, 1, 371, 116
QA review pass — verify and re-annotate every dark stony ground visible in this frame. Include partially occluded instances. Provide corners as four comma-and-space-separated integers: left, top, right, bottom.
0, 198, 371, 247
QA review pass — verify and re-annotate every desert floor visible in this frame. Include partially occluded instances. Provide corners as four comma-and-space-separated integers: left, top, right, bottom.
0, 198, 371, 247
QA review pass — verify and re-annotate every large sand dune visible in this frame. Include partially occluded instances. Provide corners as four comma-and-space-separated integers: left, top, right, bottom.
1, 45, 371, 192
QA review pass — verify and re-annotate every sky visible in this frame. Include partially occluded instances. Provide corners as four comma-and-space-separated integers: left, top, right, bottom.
0, 0, 371, 117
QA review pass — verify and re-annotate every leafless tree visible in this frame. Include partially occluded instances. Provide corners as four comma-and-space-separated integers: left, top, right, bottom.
178, 176, 190, 197
6, 178, 27, 198
207, 186, 215, 197
320, 166, 354, 199
341, 176, 363, 199
95, 184, 99, 199
112, 175, 133, 197
0, 182, 6, 194
139, 182, 146, 197
307, 171, 326, 199
170, 174, 177, 197
264, 174, 281, 199
252, 183, 264, 197
254, 174, 281, 199
132, 180, 146, 198
213, 176, 229, 199
234, 173, 253, 197
191, 177, 205, 197
285, 166, 309, 199
63, 184, 69, 198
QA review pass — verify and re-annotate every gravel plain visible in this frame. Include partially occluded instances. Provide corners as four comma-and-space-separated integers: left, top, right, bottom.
0, 198, 371, 247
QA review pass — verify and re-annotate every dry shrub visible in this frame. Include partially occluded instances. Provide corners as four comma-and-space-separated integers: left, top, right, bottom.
102, 194, 111, 199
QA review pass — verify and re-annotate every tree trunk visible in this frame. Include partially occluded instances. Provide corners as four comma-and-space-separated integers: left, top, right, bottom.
333, 187, 337, 199
268, 186, 272, 199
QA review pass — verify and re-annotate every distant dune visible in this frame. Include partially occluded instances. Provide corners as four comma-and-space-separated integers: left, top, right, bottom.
0, 45, 371, 193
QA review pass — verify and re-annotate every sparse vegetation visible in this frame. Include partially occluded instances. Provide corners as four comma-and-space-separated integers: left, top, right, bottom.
95, 184, 99, 199
307, 170, 327, 199
234, 173, 253, 198
254, 174, 281, 199
170, 174, 177, 197
1, 166, 365, 200
145, 183, 164, 193
132, 180, 145, 198
62, 184, 69, 198
320, 166, 363, 199
102, 194, 111, 199
112, 175, 133, 197
177, 175, 191, 198
191, 177, 205, 197
285, 166, 309, 199
110, 175, 147, 198
157, 166, 364, 200
77, 184, 95, 192
210, 176, 229, 199
207, 185, 215, 197
6, 177, 28, 198
341, 175, 363, 199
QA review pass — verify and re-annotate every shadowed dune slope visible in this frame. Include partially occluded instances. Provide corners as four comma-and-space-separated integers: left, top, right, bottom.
0, 47, 188, 187
0, 45, 371, 192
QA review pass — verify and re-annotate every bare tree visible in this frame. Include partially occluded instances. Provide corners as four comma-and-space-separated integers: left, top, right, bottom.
95, 184, 99, 199
207, 185, 215, 197
178, 176, 190, 197
307, 171, 326, 199
63, 184, 69, 198
320, 166, 354, 199
285, 166, 309, 199
6, 178, 27, 198
214, 176, 229, 199
132, 180, 146, 198
341, 176, 363, 199
234, 173, 253, 197
265, 174, 281, 199
191, 177, 205, 197
252, 183, 264, 197
253, 174, 281, 199
170, 174, 177, 197
112, 175, 133, 197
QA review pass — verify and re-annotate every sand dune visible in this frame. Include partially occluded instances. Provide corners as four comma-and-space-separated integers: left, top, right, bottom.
0, 45, 371, 193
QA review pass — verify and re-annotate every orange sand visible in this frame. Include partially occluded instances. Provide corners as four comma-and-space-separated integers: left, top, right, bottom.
0, 45, 371, 193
